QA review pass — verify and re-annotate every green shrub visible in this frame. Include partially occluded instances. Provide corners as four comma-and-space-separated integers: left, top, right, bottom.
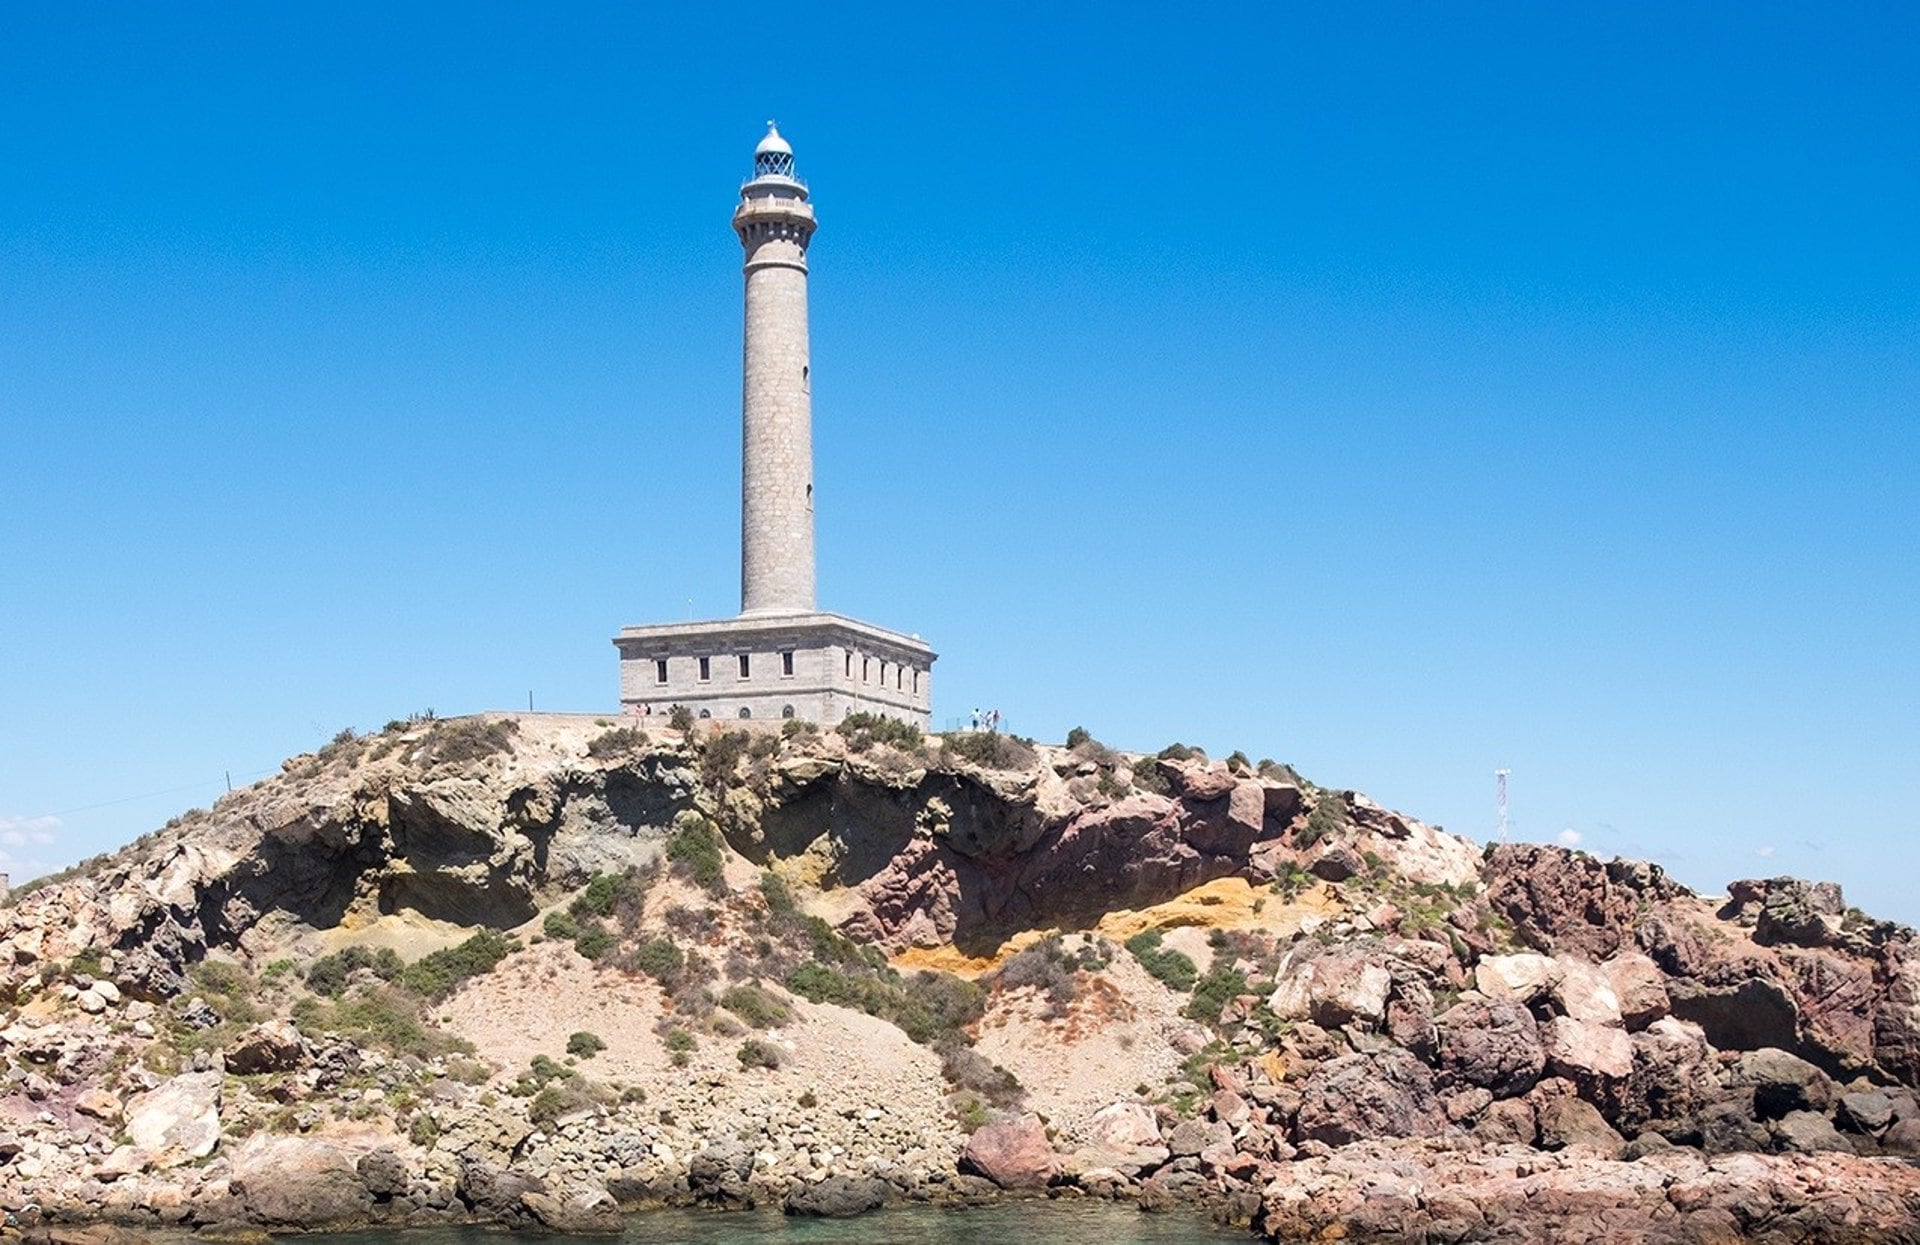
1123, 928, 1198, 992
587, 726, 648, 758
952, 1092, 992, 1133
721, 983, 792, 1030
759, 871, 796, 918
628, 937, 684, 982
941, 731, 1037, 771
666, 816, 726, 894
664, 1027, 696, 1066
737, 1038, 783, 1070
569, 872, 640, 919
543, 910, 579, 940
305, 945, 403, 997
781, 718, 819, 740
1184, 967, 1249, 1023
420, 718, 519, 765
784, 961, 981, 1046
573, 926, 614, 961
838, 712, 924, 753
530, 1082, 594, 1127
408, 1113, 440, 1148
566, 1031, 606, 1059
400, 930, 519, 1001
938, 1042, 1023, 1107
1298, 793, 1350, 849
668, 704, 695, 731
1065, 726, 1092, 750
1129, 759, 1171, 795
290, 988, 472, 1059
697, 731, 751, 785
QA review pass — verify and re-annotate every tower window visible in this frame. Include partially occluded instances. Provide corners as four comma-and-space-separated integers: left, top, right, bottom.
862, 658, 870, 683
655, 659, 669, 685
698, 708, 711, 719
879, 661, 887, 687
913, 669, 920, 694
698, 656, 711, 682
739, 654, 751, 679
896, 667, 903, 690
781, 651, 795, 676
781, 704, 795, 719
739, 707, 752, 719
844, 652, 852, 677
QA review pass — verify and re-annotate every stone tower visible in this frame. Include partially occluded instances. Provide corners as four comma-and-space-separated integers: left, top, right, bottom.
736, 123, 817, 616
613, 124, 936, 728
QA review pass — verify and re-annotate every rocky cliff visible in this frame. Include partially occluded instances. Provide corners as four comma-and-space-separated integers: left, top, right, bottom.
3, 712, 1920, 1242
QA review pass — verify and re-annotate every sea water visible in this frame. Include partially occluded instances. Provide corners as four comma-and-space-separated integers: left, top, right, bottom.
307, 1202, 1250, 1244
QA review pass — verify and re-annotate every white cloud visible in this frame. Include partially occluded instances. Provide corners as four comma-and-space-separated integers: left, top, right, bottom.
1755, 845, 1776, 858
1557, 828, 1583, 847
0, 815, 59, 848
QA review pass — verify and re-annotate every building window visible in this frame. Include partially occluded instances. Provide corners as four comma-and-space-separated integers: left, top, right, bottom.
698, 708, 711, 719
912, 669, 920, 694
844, 652, 852, 677
698, 656, 711, 682
781, 704, 795, 719
879, 661, 887, 687
781, 650, 794, 676
896, 667, 903, 690
739, 707, 752, 719
655, 659, 669, 685
862, 658, 870, 683
738, 653, 751, 679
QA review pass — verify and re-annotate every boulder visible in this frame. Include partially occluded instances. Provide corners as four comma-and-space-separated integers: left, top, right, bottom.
958, 1114, 1057, 1190
1269, 946, 1393, 1029
1602, 952, 1670, 1030
1837, 1089, 1896, 1135
784, 1175, 889, 1217
124, 1070, 221, 1167
1548, 957, 1622, 1026
1086, 1101, 1160, 1150
1620, 1017, 1717, 1134
75, 1087, 123, 1122
1534, 1092, 1625, 1158
225, 1020, 309, 1074
1309, 847, 1362, 883
1773, 1110, 1850, 1154
458, 1160, 548, 1219
1294, 1050, 1448, 1147
357, 1149, 409, 1199
1473, 953, 1556, 1004
1729, 1048, 1834, 1119
521, 1190, 623, 1234
1167, 1117, 1230, 1158
227, 1135, 372, 1227
1471, 1098, 1537, 1146
1542, 1016, 1633, 1108
1434, 999, 1546, 1098
1481, 843, 1644, 960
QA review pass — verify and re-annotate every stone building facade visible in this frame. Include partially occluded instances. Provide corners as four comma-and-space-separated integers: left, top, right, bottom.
614, 125, 935, 727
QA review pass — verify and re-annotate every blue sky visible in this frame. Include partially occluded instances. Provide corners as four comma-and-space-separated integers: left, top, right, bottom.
3, 5, 1916, 919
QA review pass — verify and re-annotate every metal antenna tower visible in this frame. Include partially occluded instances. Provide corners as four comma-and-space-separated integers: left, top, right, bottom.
1495, 768, 1511, 844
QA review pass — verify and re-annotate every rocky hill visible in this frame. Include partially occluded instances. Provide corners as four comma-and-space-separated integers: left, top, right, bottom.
4, 712, 1920, 1242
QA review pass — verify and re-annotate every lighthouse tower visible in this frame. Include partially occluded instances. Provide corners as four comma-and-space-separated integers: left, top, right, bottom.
736, 123, 817, 616
613, 125, 936, 728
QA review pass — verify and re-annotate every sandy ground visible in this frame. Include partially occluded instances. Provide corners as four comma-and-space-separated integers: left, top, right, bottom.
971, 946, 1195, 1145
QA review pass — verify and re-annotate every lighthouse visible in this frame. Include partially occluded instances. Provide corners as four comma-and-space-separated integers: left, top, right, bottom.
613, 124, 936, 727
735, 123, 818, 617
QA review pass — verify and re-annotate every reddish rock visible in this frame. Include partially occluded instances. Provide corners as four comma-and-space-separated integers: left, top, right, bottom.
1435, 999, 1546, 1098
1481, 843, 1640, 960
958, 1113, 1058, 1190
1294, 1051, 1448, 1147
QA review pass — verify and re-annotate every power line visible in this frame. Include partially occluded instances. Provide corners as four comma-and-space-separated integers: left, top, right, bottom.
31, 768, 281, 819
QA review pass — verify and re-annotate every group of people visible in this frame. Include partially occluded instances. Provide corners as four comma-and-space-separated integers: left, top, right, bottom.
968, 707, 1003, 734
